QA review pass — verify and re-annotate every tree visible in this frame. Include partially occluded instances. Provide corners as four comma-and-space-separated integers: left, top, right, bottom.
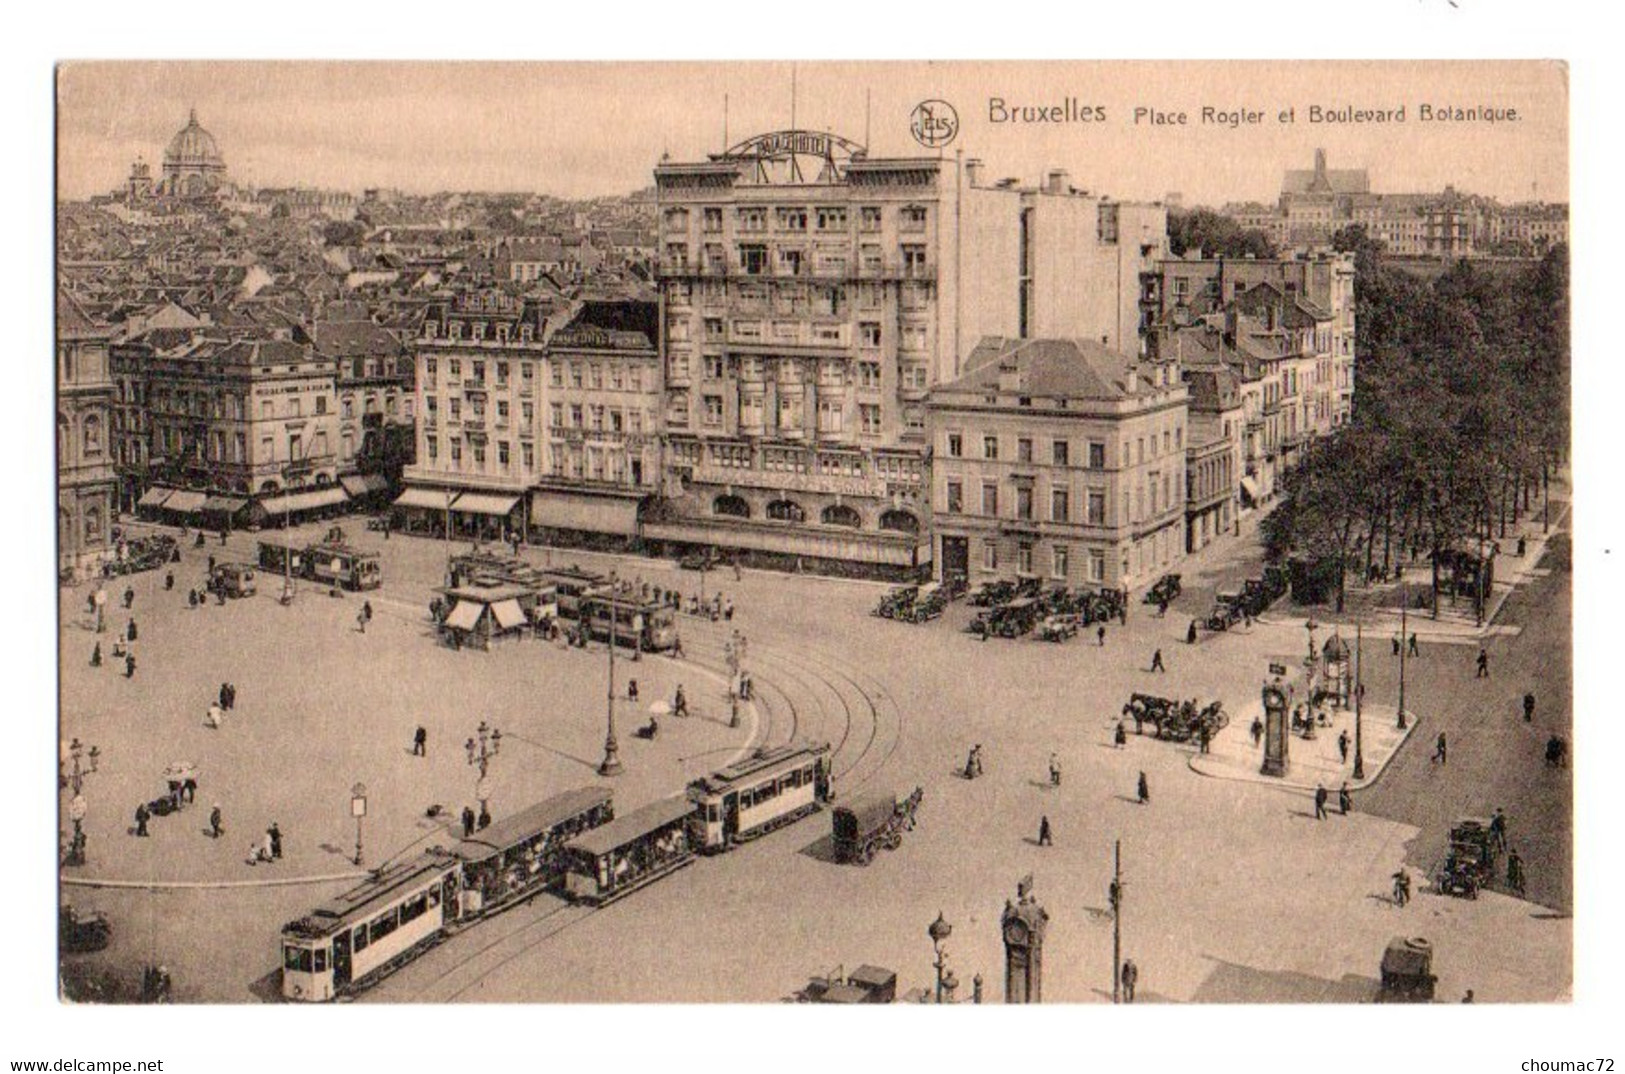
1167, 209, 1277, 259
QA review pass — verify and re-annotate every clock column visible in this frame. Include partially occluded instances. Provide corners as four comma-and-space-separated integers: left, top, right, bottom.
1000, 875, 1049, 1003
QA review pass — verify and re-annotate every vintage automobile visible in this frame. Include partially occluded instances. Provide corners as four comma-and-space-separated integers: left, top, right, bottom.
1376, 936, 1436, 1003
209, 562, 258, 599
967, 580, 1016, 607
873, 585, 919, 620
1144, 573, 1183, 607
60, 904, 111, 953
831, 788, 923, 865
1036, 613, 1080, 643
1206, 591, 1245, 631
678, 547, 732, 571
106, 534, 178, 577
1436, 817, 1497, 899
906, 585, 949, 624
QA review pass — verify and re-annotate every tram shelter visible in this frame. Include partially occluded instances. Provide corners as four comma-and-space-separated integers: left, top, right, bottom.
435, 582, 540, 651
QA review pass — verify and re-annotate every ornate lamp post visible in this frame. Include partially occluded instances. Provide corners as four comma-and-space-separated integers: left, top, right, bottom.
1353, 620, 1366, 780
62, 738, 100, 867
599, 596, 623, 777
466, 720, 503, 811
928, 911, 953, 1004
350, 783, 367, 867
1397, 584, 1409, 730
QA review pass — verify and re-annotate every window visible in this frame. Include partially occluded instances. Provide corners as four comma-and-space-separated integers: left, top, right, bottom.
703, 395, 723, 426
817, 399, 843, 434
83, 414, 102, 453
815, 206, 847, 230
1087, 490, 1106, 526
860, 322, 882, 348
860, 206, 883, 231
775, 207, 808, 231
522, 443, 535, 470
981, 482, 999, 516
1016, 486, 1034, 521
590, 364, 603, 390
496, 400, 510, 426
740, 245, 769, 275
901, 324, 927, 352
1052, 545, 1069, 580
1018, 438, 1033, 463
983, 436, 999, 460
859, 362, 881, 389
498, 441, 510, 469
901, 205, 928, 231
703, 207, 723, 232
550, 364, 564, 388
570, 404, 583, 428
450, 441, 462, 464
497, 362, 509, 385
1089, 550, 1106, 583
521, 401, 534, 430
342, 397, 354, 419
705, 354, 725, 380
1053, 440, 1069, 466
1017, 542, 1034, 575
946, 480, 963, 513
947, 433, 962, 458
669, 396, 689, 427
901, 364, 929, 391
1051, 488, 1069, 522
289, 398, 302, 418
859, 404, 882, 435
983, 540, 999, 571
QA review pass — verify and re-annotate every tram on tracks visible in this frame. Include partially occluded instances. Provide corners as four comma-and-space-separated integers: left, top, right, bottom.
687, 741, 833, 852
540, 566, 609, 619
456, 787, 613, 917
562, 795, 696, 905
579, 594, 679, 653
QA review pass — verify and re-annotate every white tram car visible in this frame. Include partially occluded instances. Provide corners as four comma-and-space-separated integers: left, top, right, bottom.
687, 741, 832, 852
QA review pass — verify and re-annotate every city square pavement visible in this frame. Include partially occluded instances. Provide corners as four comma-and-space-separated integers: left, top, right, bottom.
60, 512, 1570, 1002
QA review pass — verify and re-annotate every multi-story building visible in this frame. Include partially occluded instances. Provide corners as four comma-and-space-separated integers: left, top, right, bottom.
307, 319, 416, 504
927, 337, 1188, 589
1280, 149, 1370, 247
399, 291, 553, 539
112, 328, 347, 527
1183, 367, 1243, 553
57, 290, 119, 580
531, 300, 662, 545
651, 130, 1166, 573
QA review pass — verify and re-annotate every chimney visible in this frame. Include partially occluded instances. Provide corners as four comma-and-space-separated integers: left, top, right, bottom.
1124, 367, 1138, 393
1046, 169, 1069, 194
965, 158, 984, 187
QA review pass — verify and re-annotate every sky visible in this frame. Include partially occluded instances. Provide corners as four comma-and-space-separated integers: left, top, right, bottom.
56, 60, 1569, 206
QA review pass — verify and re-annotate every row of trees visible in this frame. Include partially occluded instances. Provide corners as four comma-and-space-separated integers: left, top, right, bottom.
1262, 228, 1568, 614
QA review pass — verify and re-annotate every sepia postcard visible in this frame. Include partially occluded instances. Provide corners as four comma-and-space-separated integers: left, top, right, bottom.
53, 58, 1572, 1026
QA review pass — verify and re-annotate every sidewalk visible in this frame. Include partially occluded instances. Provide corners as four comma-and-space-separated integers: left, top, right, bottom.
1189, 698, 1418, 794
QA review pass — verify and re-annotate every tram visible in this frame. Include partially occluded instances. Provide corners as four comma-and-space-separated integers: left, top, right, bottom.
562, 795, 696, 905
455, 787, 613, 917
281, 849, 461, 1002
687, 741, 833, 852
579, 595, 680, 653
307, 541, 382, 591
540, 566, 609, 619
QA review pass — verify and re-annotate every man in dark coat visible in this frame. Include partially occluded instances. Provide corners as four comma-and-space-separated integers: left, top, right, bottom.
1314, 784, 1329, 820
413, 726, 427, 757
461, 806, 476, 838
268, 823, 282, 860
134, 803, 150, 837
209, 805, 223, 839
1037, 815, 1052, 846
1137, 772, 1150, 804
1338, 782, 1352, 815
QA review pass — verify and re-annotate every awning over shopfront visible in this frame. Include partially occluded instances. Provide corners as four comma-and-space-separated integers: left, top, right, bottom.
340, 473, 390, 498
164, 490, 209, 513
529, 491, 640, 536
452, 492, 520, 517
260, 486, 351, 516
137, 487, 176, 509
201, 496, 248, 514
443, 600, 482, 632
395, 486, 454, 510
490, 598, 527, 630
1239, 477, 1260, 504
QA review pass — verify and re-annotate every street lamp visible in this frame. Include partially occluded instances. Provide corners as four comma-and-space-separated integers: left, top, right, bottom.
1353, 620, 1366, 781
467, 720, 503, 811
350, 783, 367, 867
599, 598, 623, 777
62, 738, 100, 867
928, 911, 953, 1004
1397, 584, 1409, 730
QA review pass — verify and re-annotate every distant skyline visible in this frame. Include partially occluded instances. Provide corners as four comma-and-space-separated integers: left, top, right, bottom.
57, 61, 1567, 206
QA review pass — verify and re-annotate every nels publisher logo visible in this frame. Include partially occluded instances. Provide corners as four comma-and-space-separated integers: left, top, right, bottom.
910, 99, 959, 148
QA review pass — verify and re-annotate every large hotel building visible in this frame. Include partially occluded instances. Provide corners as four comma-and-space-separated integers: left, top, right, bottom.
649, 130, 1166, 572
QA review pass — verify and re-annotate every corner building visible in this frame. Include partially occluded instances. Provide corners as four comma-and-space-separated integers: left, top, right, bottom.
652, 132, 1165, 574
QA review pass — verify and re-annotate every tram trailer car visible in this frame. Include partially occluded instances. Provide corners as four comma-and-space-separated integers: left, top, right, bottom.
281, 850, 461, 1002
540, 566, 609, 619
454, 786, 613, 917
562, 795, 696, 905
687, 741, 832, 852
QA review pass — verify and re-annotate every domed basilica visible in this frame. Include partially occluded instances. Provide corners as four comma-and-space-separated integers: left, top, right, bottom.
129, 108, 229, 199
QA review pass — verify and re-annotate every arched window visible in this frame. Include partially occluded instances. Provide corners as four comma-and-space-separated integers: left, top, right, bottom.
83, 505, 103, 545
260, 479, 280, 494
822, 504, 862, 528
58, 414, 69, 460
713, 494, 750, 519
766, 500, 805, 523
879, 509, 920, 535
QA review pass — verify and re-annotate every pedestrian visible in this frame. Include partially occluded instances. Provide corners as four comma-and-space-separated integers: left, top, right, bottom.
1517, 535, 1527, 557
461, 806, 476, 839
1475, 647, 1489, 678
1314, 784, 1328, 820
1049, 754, 1061, 787
477, 805, 491, 831
972, 744, 984, 777
628, 679, 639, 702
268, 822, 282, 860
1338, 730, 1350, 765
1250, 716, 1264, 748
183, 777, 196, 804
209, 804, 223, 839
1462, 990, 1476, 1003
123, 586, 134, 610
1392, 869, 1411, 906
219, 683, 230, 711
205, 702, 224, 730
357, 609, 367, 634
1242, 610, 1252, 631
1097, 625, 1106, 647
1114, 721, 1128, 749
164, 571, 174, 591
1408, 633, 1419, 658
134, 803, 150, 837
674, 684, 688, 718
207, 554, 216, 575
1150, 649, 1165, 673
1037, 815, 1053, 847
1490, 808, 1507, 853
225, 683, 236, 711
1523, 692, 1536, 723
90, 642, 102, 667
1198, 723, 1211, 754
1507, 848, 1525, 894
1338, 782, 1352, 816
124, 653, 137, 679
412, 726, 427, 757
220, 529, 228, 546
1186, 619, 1198, 645
188, 589, 198, 610
1120, 959, 1138, 1003
363, 600, 373, 623
724, 599, 734, 622
127, 619, 138, 642
672, 634, 685, 660
1432, 732, 1448, 766
1137, 771, 1150, 805
1393, 634, 1401, 656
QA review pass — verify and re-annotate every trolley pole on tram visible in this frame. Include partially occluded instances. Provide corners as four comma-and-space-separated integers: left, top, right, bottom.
1110, 839, 1123, 1004
599, 597, 623, 777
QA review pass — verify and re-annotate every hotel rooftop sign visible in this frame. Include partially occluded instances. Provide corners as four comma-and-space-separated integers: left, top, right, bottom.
711, 129, 867, 184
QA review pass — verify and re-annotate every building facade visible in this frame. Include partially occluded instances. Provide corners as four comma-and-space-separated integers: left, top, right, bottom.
927, 337, 1188, 590
58, 291, 119, 579
651, 130, 1165, 573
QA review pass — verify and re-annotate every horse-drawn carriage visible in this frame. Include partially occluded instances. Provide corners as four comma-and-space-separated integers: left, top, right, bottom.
831, 788, 923, 865
1121, 693, 1228, 743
